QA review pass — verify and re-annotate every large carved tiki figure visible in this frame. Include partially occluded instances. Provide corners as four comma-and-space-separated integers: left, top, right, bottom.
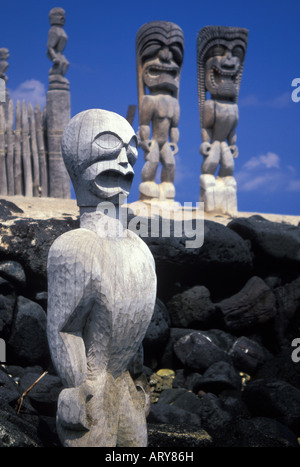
197, 26, 248, 215
47, 109, 157, 447
136, 21, 184, 203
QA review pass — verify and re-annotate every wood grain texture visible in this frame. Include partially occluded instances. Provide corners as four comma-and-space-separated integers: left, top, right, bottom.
6, 99, 14, 195
21, 100, 33, 197
14, 101, 22, 195
47, 220, 156, 446
28, 103, 40, 196
0, 105, 7, 195
35, 103, 48, 197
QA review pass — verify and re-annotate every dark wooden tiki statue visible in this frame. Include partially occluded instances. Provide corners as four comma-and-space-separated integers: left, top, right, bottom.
197, 25, 248, 215
136, 21, 184, 203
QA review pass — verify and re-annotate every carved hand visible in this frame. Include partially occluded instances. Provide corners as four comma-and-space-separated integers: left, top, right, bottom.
200, 142, 211, 157
229, 145, 239, 159
169, 142, 179, 155
58, 382, 93, 432
140, 139, 152, 153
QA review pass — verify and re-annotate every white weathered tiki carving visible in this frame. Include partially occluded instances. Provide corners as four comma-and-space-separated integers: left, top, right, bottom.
136, 21, 184, 203
47, 109, 157, 447
197, 26, 248, 216
46, 7, 71, 198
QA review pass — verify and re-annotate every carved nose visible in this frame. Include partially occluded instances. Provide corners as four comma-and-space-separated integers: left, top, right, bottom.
223, 51, 236, 67
159, 47, 172, 62
117, 147, 129, 166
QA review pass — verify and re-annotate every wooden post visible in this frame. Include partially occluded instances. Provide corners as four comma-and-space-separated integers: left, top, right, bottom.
28, 103, 40, 196
126, 105, 136, 125
6, 99, 14, 195
14, 100, 22, 195
0, 105, 7, 195
35, 103, 48, 197
21, 100, 33, 197
46, 5, 71, 198
46, 88, 71, 198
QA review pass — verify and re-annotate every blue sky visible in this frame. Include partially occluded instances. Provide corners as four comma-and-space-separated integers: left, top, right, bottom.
2, 0, 300, 215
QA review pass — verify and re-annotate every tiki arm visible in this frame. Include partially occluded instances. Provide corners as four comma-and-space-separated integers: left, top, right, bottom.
47, 29, 60, 63
138, 95, 154, 153
47, 27, 69, 74
47, 229, 114, 433
170, 99, 180, 154
227, 127, 238, 158
47, 229, 99, 388
200, 100, 214, 156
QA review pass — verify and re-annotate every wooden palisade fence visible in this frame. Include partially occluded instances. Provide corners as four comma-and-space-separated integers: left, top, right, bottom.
0, 99, 48, 198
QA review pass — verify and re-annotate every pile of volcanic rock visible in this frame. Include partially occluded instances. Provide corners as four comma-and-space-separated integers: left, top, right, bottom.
0, 198, 299, 447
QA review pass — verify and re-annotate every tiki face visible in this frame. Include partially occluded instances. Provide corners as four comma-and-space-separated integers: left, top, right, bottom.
197, 26, 248, 105
62, 109, 137, 206
136, 21, 184, 96
204, 41, 245, 99
49, 7, 66, 27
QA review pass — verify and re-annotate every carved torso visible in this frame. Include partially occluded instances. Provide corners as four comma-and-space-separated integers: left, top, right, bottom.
141, 94, 179, 146
47, 25, 68, 54
47, 224, 156, 386
204, 99, 238, 143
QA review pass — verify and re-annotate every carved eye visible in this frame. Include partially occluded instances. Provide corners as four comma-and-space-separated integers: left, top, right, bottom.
170, 44, 183, 66
206, 45, 226, 59
232, 46, 244, 60
94, 132, 122, 150
128, 136, 137, 154
141, 41, 162, 62
127, 136, 138, 166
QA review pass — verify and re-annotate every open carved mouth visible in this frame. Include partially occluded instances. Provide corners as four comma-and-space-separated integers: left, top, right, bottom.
145, 64, 179, 80
209, 65, 238, 88
94, 169, 134, 191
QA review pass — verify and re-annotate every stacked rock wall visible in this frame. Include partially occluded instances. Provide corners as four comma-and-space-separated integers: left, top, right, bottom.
0, 198, 299, 447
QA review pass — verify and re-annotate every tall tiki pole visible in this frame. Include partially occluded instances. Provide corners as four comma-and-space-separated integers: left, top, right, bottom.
28, 103, 40, 196
197, 26, 248, 216
35, 102, 48, 197
21, 100, 33, 197
46, 7, 71, 198
6, 98, 14, 195
136, 21, 184, 203
0, 104, 7, 195
14, 100, 22, 195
